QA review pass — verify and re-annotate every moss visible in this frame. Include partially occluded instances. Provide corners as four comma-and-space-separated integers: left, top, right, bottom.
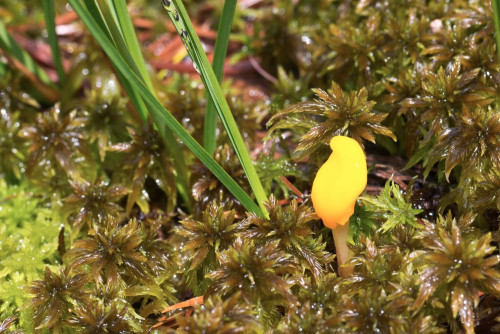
0, 180, 62, 331
1, 0, 500, 333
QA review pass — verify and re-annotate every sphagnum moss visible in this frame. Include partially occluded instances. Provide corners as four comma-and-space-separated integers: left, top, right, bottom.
1, 0, 499, 333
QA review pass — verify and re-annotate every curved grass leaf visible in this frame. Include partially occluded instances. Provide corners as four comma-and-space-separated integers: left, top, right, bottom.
42, 0, 66, 85
203, 0, 237, 155
162, 0, 268, 216
493, 0, 500, 65
83, 0, 191, 209
68, 0, 263, 216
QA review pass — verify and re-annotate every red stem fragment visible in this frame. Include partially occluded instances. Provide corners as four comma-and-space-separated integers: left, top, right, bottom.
280, 176, 304, 199
161, 296, 204, 314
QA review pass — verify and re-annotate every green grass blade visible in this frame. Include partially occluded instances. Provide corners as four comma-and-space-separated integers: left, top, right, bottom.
85, 0, 149, 123
203, 0, 237, 156
0, 59, 6, 76
82, 1, 149, 125
115, 59, 192, 209
0, 20, 55, 88
82, 0, 110, 37
492, 0, 500, 65
109, 0, 155, 92
87, 0, 191, 209
162, 0, 268, 216
95, 0, 144, 81
42, 0, 66, 85
68, 0, 262, 216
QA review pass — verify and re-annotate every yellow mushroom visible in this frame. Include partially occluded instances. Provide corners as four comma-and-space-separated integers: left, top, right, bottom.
311, 136, 367, 277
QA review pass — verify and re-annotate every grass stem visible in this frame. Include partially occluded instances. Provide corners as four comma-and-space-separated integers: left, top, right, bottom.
42, 0, 66, 85
203, 0, 237, 156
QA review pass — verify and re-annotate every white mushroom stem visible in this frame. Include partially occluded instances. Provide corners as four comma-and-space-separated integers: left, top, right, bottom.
332, 223, 353, 277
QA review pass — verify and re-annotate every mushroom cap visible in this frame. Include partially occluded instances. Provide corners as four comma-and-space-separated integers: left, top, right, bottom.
311, 136, 367, 229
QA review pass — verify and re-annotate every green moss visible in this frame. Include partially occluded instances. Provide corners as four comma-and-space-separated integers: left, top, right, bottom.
1, 0, 500, 332
0, 179, 62, 331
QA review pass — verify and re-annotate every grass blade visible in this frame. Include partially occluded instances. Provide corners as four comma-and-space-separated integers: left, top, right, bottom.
95, 0, 144, 85
492, 0, 500, 65
42, 0, 66, 85
203, 0, 237, 155
109, 0, 154, 92
0, 21, 52, 86
162, 0, 268, 216
86, 0, 192, 209
84, 0, 147, 123
68, 0, 263, 216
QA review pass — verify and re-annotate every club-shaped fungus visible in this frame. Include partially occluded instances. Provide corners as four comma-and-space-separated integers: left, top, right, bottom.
312, 136, 367, 277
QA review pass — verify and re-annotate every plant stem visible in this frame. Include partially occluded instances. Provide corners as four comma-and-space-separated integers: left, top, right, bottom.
42, 0, 66, 85
203, 0, 237, 156
492, 0, 500, 65
332, 223, 353, 277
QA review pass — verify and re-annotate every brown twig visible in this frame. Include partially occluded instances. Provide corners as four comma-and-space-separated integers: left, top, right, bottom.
161, 296, 204, 314
55, 11, 78, 25
248, 55, 277, 83
3, 53, 59, 102
280, 176, 304, 198
152, 296, 204, 329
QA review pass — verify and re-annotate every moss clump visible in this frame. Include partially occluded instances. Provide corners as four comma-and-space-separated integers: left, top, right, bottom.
1, 0, 500, 333
0, 180, 62, 331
